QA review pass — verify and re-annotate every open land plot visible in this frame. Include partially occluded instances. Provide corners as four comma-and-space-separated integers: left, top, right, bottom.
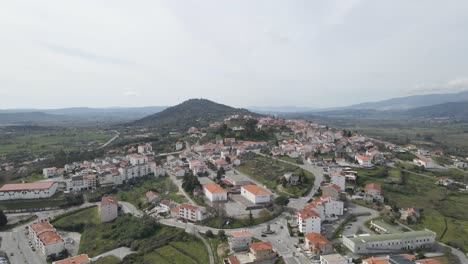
237, 153, 314, 196
353, 166, 468, 252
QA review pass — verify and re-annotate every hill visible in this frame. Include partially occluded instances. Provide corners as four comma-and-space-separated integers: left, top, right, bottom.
0, 112, 71, 125
345, 90, 468, 110
132, 99, 258, 131
405, 101, 468, 119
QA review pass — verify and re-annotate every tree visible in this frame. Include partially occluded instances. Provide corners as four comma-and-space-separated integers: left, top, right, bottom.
218, 230, 226, 240
216, 167, 225, 180
0, 210, 7, 227
205, 230, 214, 238
274, 196, 290, 206
249, 210, 254, 225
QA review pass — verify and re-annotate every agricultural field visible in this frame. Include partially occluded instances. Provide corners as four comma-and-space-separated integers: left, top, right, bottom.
237, 153, 314, 197
0, 129, 113, 156
353, 166, 468, 252
52, 207, 209, 263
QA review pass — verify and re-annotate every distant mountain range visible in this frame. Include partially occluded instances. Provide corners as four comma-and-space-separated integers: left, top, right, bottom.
343, 90, 468, 111
132, 99, 258, 131
0, 106, 167, 126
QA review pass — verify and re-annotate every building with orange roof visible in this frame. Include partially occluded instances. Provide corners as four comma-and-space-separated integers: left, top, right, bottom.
0, 181, 58, 201
100, 195, 118, 223
248, 242, 277, 262
297, 208, 321, 234
322, 184, 341, 200
364, 183, 384, 203
228, 230, 253, 252
179, 203, 207, 222
28, 220, 65, 257
241, 184, 271, 204
355, 154, 373, 167
146, 191, 159, 203
52, 254, 90, 264
304, 233, 333, 254
203, 183, 227, 202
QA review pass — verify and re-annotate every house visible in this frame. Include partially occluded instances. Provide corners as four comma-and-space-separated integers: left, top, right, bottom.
417, 149, 430, 156
174, 166, 186, 177
52, 254, 90, 264
146, 191, 159, 203
320, 254, 351, 264
241, 185, 271, 204
215, 159, 231, 171
178, 203, 208, 222
364, 183, 384, 203
330, 172, 346, 191
228, 230, 253, 252
355, 155, 373, 167
150, 162, 166, 177
248, 242, 277, 262
203, 183, 228, 202
435, 177, 454, 186
0, 182, 58, 201
43, 167, 59, 178
413, 158, 435, 169
399, 208, 420, 223
304, 233, 333, 254
100, 196, 119, 223
297, 208, 321, 234
29, 220, 65, 257
342, 230, 436, 254
67, 174, 96, 192
284, 173, 300, 185
138, 143, 152, 154
175, 141, 184, 151
305, 195, 344, 220
454, 161, 467, 169
322, 184, 341, 200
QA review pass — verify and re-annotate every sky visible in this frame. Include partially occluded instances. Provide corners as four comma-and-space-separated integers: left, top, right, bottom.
1, 0, 468, 109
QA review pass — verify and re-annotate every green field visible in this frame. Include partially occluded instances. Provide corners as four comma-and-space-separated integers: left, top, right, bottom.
116, 177, 186, 208
93, 256, 120, 264
52, 206, 99, 232
0, 193, 66, 210
237, 153, 314, 196
353, 166, 468, 251
0, 129, 113, 156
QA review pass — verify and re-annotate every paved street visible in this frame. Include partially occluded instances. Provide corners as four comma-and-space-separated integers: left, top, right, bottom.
0, 231, 45, 264
91, 247, 135, 261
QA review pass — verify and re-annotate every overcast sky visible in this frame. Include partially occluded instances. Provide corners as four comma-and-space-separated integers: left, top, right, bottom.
1, 1, 468, 109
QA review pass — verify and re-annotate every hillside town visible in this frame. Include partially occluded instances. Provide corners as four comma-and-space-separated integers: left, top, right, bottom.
1, 113, 466, 264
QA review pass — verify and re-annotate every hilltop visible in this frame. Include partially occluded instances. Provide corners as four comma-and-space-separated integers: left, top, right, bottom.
132, 99, 259, 131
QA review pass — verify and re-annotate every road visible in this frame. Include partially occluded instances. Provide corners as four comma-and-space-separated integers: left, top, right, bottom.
0, 231, 45, 264
91, 247, 135, 261
96, 130, 120, 150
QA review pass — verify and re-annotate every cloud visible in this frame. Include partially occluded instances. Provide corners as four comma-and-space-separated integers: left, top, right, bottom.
38, 41, 135, 66
123, 90, 140, 97
408, 77, 468, 94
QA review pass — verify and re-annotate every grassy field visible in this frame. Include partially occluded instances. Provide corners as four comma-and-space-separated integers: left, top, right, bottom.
51, 207, 210, 263
116, 177, 186, 208
93, 256, 120, 264
353, 166, 468, 251
12, 173, 44, 183
0, 129, 113, 156
237, 153, 314, 196
0, 193, 66, 210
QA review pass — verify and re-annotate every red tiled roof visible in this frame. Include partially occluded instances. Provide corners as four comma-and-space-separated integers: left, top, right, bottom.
365, 183, 381, 192
417, 259, 441, 264
203, 183, 226, 194
298, 209, 320, 220
31, 221, 54, 234
304, 233, 331, 245
250, 241, 273, 251
52, 254, 90, 264
228, 255, 241, 264
180, 203, 201, 211
146, 191, 158, 198
324, 184, 341, 191
101, 195, 118, 206
0, 182, 54, 191
356, 155, 371, 161
231, 230, 252, 237
242, 184, 269, 195
38, 231, 63, 245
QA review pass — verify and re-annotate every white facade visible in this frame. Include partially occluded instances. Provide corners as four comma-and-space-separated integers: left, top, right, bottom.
128, 154, 149, 166
0, 182, 58, 201
179, 203, 207, 222
228, 231, 253, 252
203, 184, 227, 202
298, 209, 321, 234
241, 185, 271, 204
138, 143, 152, 154
100, 196, 119, 223
119, 164, 151, 180
331, 175, 346, 191
43, 167, 58, 178
28, 221, 65, 257
176, 142, 184, 151
150, 163, 166, 177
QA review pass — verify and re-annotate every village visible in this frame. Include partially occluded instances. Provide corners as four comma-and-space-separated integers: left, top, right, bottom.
0, 114, 467, 264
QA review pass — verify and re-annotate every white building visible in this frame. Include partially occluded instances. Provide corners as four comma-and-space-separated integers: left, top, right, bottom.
320, 254, 350, 264
176, 141, 184, 151
178, 203, 207, 222
119, 164, 151, 180
304, 195, 344, 221
29, 221, 65, 257
330, 173, 346, 191
355, 155, 373, 167
100, 196, 119, 223
413, 158, 435, 169
297, 209, 321, 234
364, 183, 384, 203
0, 182, 58, 201
128, 154, 149, 166
203, 183, 228, 202
149, 162, 166, 177
138, 143, 152, 154
241, 185, 271, 204
342, 230, 436, 254
228, 230, 253, 252
43, 167, 58, 178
